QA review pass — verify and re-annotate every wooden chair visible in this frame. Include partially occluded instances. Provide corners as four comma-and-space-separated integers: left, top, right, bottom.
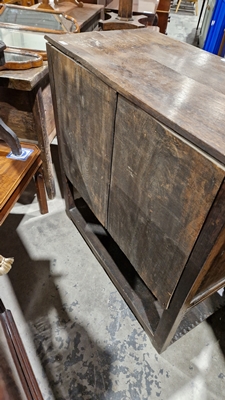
0, 118, 48, 226
175, 0, 198, 15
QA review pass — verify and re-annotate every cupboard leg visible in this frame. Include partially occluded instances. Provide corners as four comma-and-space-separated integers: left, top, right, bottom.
34, 165, 48, 215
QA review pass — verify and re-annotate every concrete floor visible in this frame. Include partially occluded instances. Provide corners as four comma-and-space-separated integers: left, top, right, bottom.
1, 7, 225, 400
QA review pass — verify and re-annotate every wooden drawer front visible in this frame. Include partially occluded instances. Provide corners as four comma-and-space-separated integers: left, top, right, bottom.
108, 95, 224, 309
49, 48, 117, 226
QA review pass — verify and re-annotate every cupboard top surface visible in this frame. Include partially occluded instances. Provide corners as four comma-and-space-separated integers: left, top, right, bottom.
46, 29, 225, 164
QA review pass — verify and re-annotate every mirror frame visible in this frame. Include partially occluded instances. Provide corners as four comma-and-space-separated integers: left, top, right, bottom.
0, 4, 79, 60
0, 47, 43, 70
0, 3, 80, 33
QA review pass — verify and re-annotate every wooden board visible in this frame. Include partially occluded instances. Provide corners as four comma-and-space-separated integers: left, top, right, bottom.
45, 29, 225, 165
0, 76, 54, 143
47, 46, 117, 226
189, 213, 225, 306
0, 62, 49, 91
107, 95, 225, 308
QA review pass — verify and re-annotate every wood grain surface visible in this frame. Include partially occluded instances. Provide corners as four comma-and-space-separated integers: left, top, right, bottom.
47, 46, 117, 226
0, 62, 48, 91
46, 29, 225, 164
107, 95, 225, 308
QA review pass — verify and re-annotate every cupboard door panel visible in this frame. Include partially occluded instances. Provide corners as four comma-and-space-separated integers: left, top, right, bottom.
49, 47, 117, 226
108, 95, 224, 308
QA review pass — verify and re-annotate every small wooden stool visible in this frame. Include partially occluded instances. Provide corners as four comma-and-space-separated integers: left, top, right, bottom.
0, 142, 48, 226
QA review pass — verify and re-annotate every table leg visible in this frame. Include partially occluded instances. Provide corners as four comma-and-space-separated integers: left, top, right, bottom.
32, 86, 56, 200
34, 164, 49, 214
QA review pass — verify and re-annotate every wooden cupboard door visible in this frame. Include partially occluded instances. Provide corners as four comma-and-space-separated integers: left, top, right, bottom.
108, 95, 225, 309
48, 47, 117, 227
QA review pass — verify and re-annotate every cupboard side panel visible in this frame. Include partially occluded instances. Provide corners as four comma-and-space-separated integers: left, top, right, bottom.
191, 222, 225, 303
108, 96, 224, 308
49, 47, 117, 226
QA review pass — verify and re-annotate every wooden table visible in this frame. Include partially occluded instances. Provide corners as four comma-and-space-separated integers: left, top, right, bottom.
0, 63, 56, 199
105, 0, 158, 26
46, 29, 225, 353
105, 0, 170, 33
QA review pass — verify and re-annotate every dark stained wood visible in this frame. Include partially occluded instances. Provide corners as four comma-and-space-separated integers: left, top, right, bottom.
68, 193, 160, 336
0, 64, 56, 199
0, 87, 36, 140
156, 10, 169, 34
190, 225, 225, 306
152, 180, 225, 352
156, 0, 170, 33
34, 165, 49, 215
46, 44, 117, 226
46, 29, 225, 165
46, 29, 225, 352
32, 85, 55, 200
108, 95, 224, 308
106, 0, 158, 28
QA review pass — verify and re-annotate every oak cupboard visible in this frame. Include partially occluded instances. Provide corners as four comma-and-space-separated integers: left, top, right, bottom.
46, 29, 225, 352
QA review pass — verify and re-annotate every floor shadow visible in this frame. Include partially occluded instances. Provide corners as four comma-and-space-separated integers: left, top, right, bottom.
207, 303, 225, 357
50, 142, 64, 200
0, 214, 112, 399
186, 27, 199, 45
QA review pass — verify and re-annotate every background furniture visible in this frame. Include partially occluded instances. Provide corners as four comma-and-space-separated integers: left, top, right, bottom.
175, 0, 198, 15
104, 0, 157, 28
52, 2, 104, 31
0, 63, 56, 199
46, 29, 225, 353
0, 140, 48, 226
0, 3, 104, 200
156, 0, 170, 33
